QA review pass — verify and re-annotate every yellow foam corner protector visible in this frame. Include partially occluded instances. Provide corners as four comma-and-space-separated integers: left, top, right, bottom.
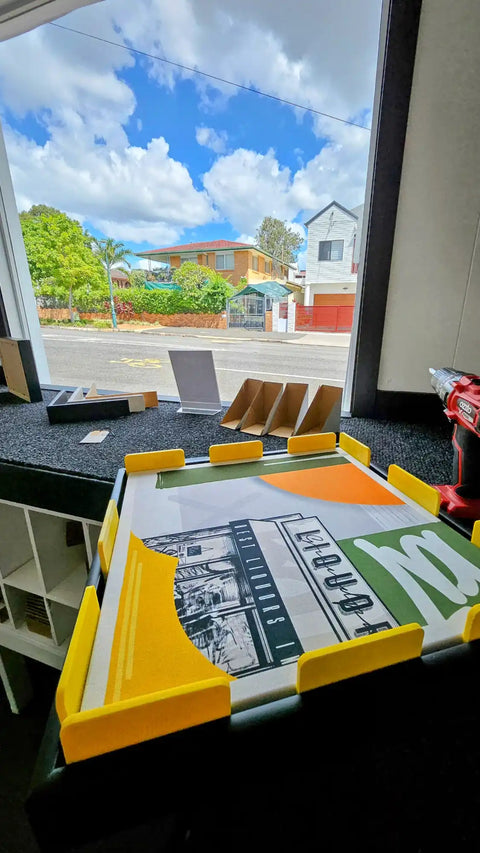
387, 464, 440, 516
124, 448, 185, 474
287, 432, 336, 455
56, 586, 100, 723
462, 604, 480, 643
209, 440, 263, 464
60, 677, 231, 764
339, 432, 371, 467
472, 520, 480, 549
296, 623, 424, 694
97, 499, 119, 577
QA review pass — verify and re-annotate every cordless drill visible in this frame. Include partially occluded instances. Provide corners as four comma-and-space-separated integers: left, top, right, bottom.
429, 367, 480, 518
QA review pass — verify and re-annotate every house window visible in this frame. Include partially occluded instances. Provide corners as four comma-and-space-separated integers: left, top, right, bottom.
180, 255, 191, 265
216, 253, 234, 270
252, 255, 258, 271
318, 240, 344, 261
265, 260, 271, 274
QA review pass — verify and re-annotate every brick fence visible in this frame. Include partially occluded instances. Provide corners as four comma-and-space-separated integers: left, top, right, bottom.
37, 308, 228, 329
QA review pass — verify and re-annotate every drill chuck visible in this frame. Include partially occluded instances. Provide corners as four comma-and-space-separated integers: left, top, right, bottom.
429, 367, 470, 406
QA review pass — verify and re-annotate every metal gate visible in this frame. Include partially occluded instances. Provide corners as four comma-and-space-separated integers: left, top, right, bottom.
227, 295, 265, 330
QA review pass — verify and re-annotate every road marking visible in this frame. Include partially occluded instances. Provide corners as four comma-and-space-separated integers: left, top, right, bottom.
109, 358, 163, 369
216, 367, 345, 383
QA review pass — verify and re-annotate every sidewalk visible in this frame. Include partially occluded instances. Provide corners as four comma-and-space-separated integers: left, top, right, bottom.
124, 325, 351, 348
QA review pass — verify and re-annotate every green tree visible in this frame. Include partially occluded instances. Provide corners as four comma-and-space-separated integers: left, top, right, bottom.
20, 208, 106, 322
255, 216, 304, 266
172, 262, 234, 311
91, 238, 133, 329
128, 269, 147, 288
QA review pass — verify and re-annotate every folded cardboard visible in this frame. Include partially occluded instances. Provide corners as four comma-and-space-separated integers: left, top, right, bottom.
0, 337, 42, 402
220, 378, 264, 430
240, 381, 283, 436
293, 384, 343, 436
84, 384, 158, 408
267, 382, 309, 438
47, 390, 145, 424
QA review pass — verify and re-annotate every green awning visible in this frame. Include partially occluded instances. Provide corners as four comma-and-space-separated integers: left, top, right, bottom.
144, 281, 181, 291
231, 280, 291, 299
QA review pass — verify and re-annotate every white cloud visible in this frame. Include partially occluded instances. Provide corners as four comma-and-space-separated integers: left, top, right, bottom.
4, 127, 214, 244
202, 127, 368, 235
0, 0, 380, 243
195, 126, 227, 154
103, 0, 382, 134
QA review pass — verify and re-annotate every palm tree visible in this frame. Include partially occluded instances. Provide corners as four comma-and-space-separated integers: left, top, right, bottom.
91, 237, 132, 329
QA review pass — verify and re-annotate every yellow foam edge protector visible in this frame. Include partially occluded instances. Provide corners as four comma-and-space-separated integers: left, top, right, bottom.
97, 499, 119, 577
297, 623, 424, 694
56, 586, 100, 723
209, 440, 263, 464
462, 604, 480, 643
124, 448, 185, 474
472, 520, 480, 549
287, 432, 336, 455
387, 464, 441, 516
338, 432, 371, 467
60, 677, 231, 764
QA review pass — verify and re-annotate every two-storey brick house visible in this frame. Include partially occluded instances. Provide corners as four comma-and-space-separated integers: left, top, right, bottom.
135, 240, 293, 288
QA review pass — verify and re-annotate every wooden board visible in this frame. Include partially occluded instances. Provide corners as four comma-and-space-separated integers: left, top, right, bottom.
0, 337, 42, 402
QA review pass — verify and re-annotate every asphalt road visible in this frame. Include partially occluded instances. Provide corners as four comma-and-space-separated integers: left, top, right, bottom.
41, 327, 349, 402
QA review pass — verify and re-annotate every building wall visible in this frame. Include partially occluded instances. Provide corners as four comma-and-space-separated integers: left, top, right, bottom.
167, 250, 288, 288
377, 0, 480, 394
305, 205, 358, 286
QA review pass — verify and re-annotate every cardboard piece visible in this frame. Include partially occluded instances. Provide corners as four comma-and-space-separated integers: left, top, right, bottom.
168, 350, 222, 415
293, 384, 343, 436
240, 381, 283, 436
84, 384, 158, 409
0, 337, 42, 402
267, 382, 309, 438
46, 390, 145, 424
220, 378, 264, 430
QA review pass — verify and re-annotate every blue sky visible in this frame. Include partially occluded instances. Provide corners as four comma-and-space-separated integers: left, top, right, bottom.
0, 0, 382, 270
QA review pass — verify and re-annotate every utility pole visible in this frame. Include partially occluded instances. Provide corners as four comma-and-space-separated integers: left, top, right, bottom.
106, 247, 118, 330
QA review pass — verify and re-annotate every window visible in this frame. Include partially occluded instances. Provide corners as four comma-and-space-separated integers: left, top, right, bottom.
216, 253, 234, 270
180, 255, 191, 265
318, 240, 344, 261
265, 260, 271, 274
251, 255, 258, 271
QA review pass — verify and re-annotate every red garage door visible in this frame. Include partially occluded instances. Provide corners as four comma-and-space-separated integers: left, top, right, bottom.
295, 305, 354, 332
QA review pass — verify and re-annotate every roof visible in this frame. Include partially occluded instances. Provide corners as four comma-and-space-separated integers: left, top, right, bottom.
137, 240, 252, 255
136, 240, 295, 268
231, 281, 291, 299
110, 268, 129, 279
304, 201, 359, 228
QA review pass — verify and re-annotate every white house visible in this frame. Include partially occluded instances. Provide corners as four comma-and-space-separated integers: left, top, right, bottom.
303, 201, 364, 307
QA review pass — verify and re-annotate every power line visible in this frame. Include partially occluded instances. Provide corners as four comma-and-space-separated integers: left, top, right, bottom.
48, 22, 371, 132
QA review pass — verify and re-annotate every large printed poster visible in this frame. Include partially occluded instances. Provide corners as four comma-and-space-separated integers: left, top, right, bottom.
82, 454, 480, 711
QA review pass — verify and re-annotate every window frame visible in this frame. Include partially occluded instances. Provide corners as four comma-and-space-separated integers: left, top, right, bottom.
318, 240, 344, 262
216, 253, 234, 270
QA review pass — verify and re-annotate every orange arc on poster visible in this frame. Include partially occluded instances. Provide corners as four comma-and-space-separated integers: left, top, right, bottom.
260, 462, 404, 505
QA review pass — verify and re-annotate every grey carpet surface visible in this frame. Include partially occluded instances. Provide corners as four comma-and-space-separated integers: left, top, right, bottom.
0, 387, 454, 486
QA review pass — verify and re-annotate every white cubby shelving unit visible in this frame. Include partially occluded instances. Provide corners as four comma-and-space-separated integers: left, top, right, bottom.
0, 497, 101, 670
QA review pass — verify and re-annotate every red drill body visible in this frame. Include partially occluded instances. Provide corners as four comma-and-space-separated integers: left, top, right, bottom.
430, 368, 480, 518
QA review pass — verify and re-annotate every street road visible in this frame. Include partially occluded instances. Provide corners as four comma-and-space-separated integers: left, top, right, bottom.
41, 327, 349, 402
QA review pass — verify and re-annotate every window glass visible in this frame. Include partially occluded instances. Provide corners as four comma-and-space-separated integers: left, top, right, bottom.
252, 255, 258, 271
216, 253, 234, 270
318, 240, 344, 261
